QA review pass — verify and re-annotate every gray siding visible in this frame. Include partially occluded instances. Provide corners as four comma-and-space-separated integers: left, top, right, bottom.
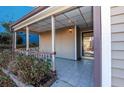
111, 6, 124, 87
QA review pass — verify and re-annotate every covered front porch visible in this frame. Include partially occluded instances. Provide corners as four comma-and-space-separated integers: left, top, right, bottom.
11, 6, 102, 87
12, 6, 93, 71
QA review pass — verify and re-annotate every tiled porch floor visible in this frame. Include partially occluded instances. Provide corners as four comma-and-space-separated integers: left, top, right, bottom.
51, 58, 94, 87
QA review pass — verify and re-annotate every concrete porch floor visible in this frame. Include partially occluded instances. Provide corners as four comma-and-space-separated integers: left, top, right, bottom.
51, 58, 94, 87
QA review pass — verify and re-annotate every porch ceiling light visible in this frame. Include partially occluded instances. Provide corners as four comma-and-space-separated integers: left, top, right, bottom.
68, 28, 73, 33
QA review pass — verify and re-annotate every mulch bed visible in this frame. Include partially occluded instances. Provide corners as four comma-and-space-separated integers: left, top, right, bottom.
43, 75, 57, 87
32, 72, 57, 87
5, 69, 57, 87
0, 68, 56, 87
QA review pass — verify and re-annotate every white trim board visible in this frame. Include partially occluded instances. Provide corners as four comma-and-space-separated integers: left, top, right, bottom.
101, 6, 111, 87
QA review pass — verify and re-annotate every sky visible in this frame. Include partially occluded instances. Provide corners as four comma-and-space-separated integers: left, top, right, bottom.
0, 6, 34, 32
0, 6, 39, 44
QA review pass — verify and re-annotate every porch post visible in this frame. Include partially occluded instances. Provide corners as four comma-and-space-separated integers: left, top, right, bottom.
51, 15, 56, 71
26, 26, 29, 52
74, 25, 77, 60
14, 31, 17, 50
39, 34, 41, 52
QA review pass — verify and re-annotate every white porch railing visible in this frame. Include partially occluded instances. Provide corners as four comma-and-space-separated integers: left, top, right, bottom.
15, 49, 53, 61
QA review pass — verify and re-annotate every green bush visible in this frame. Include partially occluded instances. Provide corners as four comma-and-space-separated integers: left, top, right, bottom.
9, 54, 52, 86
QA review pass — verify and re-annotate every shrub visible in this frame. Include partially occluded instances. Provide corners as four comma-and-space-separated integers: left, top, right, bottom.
9, 54, 52, 86
0, 69, 16, 87
0, 50, 12, 69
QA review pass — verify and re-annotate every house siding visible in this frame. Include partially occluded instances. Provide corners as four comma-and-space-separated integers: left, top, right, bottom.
111, 6, 124, 87
39, 27, 76, 60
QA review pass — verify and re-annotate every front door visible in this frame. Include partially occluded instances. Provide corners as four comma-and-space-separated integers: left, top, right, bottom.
81, 31, 94, 58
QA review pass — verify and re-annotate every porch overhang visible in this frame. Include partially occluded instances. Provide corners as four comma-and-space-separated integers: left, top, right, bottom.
11, 6, 75, 31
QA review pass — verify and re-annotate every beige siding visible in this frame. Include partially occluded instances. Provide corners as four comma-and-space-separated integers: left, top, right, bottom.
39, 27, 75, 60
111, 6, 124, 87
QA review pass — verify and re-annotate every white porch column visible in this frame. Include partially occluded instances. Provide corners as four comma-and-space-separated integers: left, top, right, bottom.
14, 31, 17, 50
51, 15, 56, 71
39, 34, 41, 52
26, 26, 29, 52
74, 25, 77, 60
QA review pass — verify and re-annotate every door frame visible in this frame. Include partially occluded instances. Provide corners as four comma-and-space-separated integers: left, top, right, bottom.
80, 30, 94, 59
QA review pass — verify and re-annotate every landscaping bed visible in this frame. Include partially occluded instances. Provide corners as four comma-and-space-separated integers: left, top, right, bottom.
0, 50, 56, 87
0, 69, 16, 87
0, 50, 12, 69
0, 49, 16, 87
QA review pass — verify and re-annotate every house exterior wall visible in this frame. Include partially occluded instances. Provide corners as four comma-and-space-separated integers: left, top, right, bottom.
111, 6, 124, 87
39, 27, 76, 60
39, 26, 93, 60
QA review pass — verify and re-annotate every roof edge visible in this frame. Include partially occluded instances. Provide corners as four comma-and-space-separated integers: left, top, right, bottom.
11, 6, 49, 27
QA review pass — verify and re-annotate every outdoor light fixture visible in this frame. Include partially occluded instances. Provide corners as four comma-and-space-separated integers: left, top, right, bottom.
68, 28, 73, 33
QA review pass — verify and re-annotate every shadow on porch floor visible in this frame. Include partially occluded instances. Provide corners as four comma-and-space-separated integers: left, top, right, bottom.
51, 58, 94, 87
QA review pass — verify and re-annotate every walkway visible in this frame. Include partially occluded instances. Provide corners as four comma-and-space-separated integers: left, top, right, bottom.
51, 58, 94, 87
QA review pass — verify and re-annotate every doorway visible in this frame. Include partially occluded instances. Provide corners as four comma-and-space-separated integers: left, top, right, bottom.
81, 31, 94, 59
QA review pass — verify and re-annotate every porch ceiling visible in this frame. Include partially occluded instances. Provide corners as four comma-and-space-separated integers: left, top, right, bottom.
29, 6, 93, 33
